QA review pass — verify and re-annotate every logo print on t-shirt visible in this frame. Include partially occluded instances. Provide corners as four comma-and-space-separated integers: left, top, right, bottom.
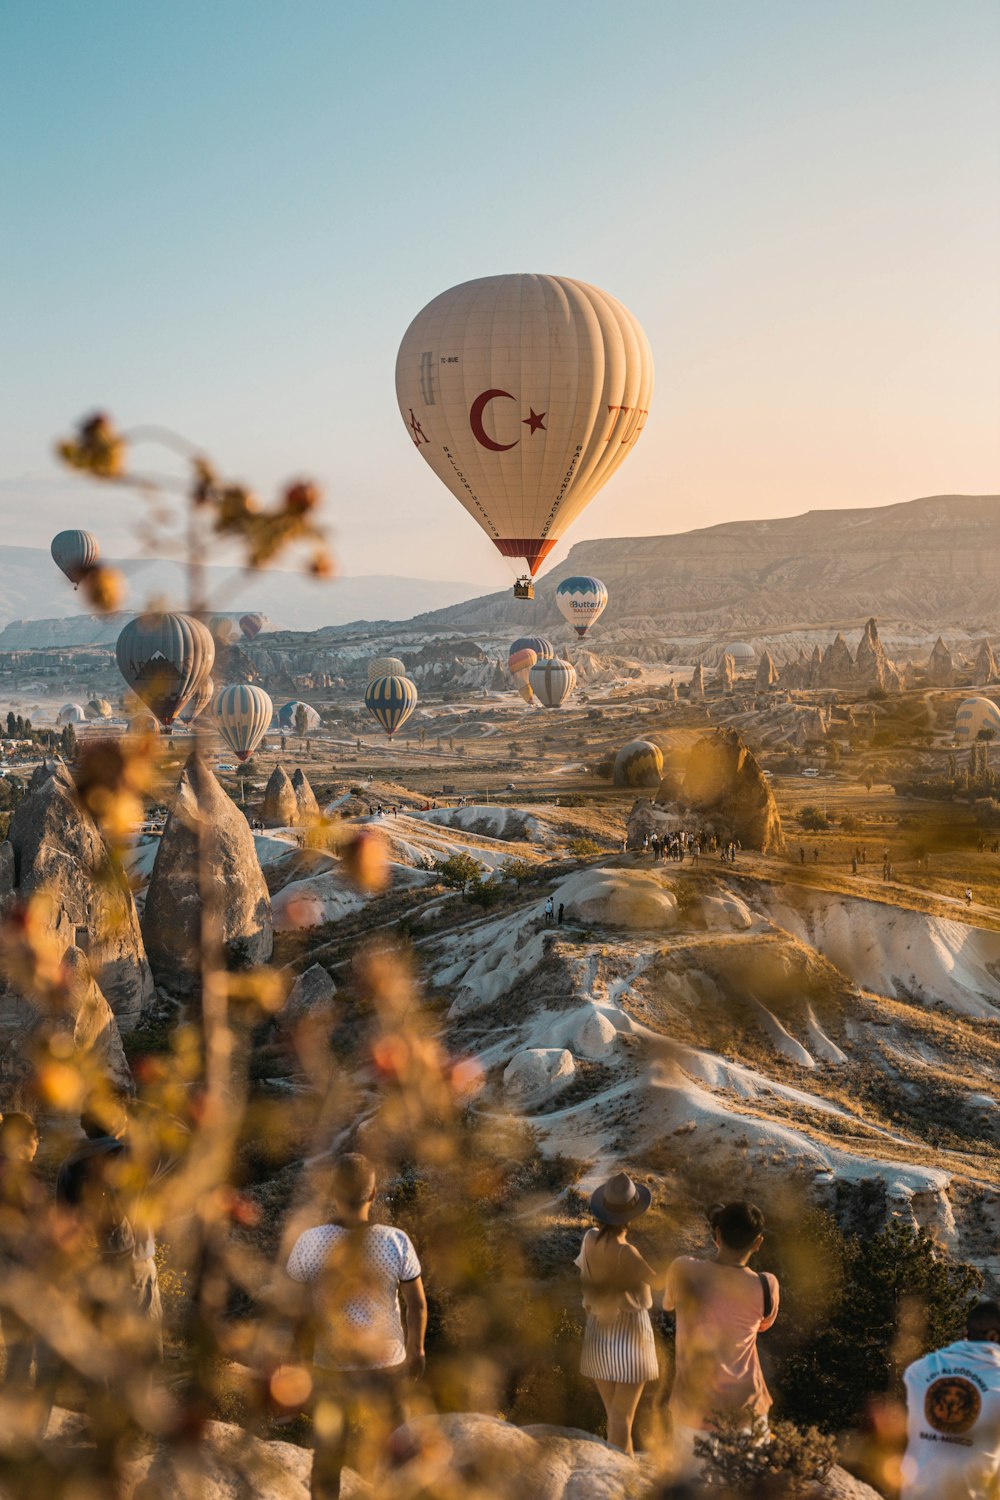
924, 1376, 982, 1434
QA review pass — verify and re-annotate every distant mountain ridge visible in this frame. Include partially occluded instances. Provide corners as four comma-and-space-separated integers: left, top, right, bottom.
0, 545, 481, 639
405, 495, 1000, 639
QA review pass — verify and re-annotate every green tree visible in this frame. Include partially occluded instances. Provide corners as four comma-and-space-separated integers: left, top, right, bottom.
434, 853, 483, 891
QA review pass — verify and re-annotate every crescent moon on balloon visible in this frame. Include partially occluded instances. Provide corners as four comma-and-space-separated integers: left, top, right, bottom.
469, 388, 519, 451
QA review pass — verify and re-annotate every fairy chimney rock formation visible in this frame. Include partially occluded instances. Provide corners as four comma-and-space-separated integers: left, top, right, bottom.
855, 618, 902, 692
291, 769, 320, 822
975, 639, 998, 685
667, 727, 784, 853
927, 637, 955, 688
716, 654, 735, 693
142, 756, 273, 997
0, 763, 153, 1029
0, 946, 133, 1108
689, 663, 705, 700
755, 651, 779, 690
263, 765, 299, 827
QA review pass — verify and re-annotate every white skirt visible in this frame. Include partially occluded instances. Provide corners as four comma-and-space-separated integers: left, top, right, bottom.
581, 1309, 659, 1383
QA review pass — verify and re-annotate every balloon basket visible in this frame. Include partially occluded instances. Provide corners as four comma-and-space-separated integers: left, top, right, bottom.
513, 576, 535, 601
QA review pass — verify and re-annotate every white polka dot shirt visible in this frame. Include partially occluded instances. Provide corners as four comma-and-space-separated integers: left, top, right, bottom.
287, 1222, 421, 1370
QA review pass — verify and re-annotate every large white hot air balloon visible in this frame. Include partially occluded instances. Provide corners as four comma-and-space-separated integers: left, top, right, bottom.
396, 275, 653, 597
529, 657, 577, 709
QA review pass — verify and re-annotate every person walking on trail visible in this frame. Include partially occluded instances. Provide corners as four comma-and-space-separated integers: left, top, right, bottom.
558, 903, 565, 925
576, 1172, 665, 1456
544, 896, 554, 925
901, 1299, 1000, 1500
663, 1201, 779, 1475
286, 1153, 427, 1500
966, 888, 974, 907
799, 846, 805, 865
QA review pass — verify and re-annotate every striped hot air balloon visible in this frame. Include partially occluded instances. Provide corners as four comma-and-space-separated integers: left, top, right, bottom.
613, 739, 664, 788
368, 656, 407, 682
51, 529, 99, 587
209, 615, 239, 646
529, 657, 577, 709
115, 613, 215, 728
213, 683, 273, 762
955, 697, 1000, 745
177, 675, 214, 724
365, 674, 418, 738
556, 576, 608, 638
510, 636, 554, 660
508, 647, 537, 702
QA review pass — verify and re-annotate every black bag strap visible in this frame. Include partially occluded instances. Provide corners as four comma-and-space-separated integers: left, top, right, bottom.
758, 1271, 773, 1322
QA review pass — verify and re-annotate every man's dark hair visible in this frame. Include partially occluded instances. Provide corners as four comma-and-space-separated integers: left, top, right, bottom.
0, 1112, 36, 1154
709, 1200, 765, 1251
331, 1153, 376, 1209
967, 1300, 1000, 1341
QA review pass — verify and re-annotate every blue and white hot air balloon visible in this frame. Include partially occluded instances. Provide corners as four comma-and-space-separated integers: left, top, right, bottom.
555, 576, 608, 638
365, 675, 418, 738
213, 683, 273, 762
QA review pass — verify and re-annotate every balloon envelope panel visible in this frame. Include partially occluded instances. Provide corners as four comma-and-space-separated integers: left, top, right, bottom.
556, 575, 608, 637
613, 738, 664, 788
955, 697, 1000, 744
177, 676, 214, 724
397, 275, 653, 575
213, 683, 273, 762
278, 700, 321, 733
528, 656, 577, 709
115, 613, 215, 728
365, 674, 418, 737
368, 656, 407, 682
510, 637, 554, 661
51, 529, 99, 585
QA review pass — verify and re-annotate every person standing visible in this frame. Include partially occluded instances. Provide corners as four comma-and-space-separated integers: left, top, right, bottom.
664, 1201, 778, 1473
558, 903, 564, 925
287, 1153, 427, 1500
544, 896, 554, 925
576, 1172, 664, 1456
902, 1300, 1000, 1499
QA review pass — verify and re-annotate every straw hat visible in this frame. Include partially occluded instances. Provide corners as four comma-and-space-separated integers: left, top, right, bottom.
589, 1171, 651, 1226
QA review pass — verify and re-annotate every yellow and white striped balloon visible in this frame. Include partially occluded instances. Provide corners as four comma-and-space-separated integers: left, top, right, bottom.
212, 683, 273, 762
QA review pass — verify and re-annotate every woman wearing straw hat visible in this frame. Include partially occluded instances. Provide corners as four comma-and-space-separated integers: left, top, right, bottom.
575, 1171, 666, 1455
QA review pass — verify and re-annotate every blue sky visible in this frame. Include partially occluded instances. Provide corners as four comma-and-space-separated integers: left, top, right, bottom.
2, 0, 998, 587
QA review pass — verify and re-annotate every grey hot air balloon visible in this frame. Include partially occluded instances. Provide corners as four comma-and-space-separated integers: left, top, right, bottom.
115, 612, 215, 728
51, 529, 99, 587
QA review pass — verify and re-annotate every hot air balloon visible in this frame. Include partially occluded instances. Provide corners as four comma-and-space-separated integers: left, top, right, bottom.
368, 656, 407, 682
277, 700, 321, 734
127, 712, 160, 738
177, 675, 214, 724
613, 739, 664, 788
396, 275, 653, 597
239, 613, 265, 640
51, 530, 99, 587
85, 698, 113, 720
115, 613, 215, 728
57, 703, 86, 725
508, 647, 537, 702
529, 657, 577, 709
510, 636, 554, 661
209, 615, 239, 646
365, 675, 418, 738
955, 697, 1000, 745
213, 683, 273, 762
556, 576, 608, 638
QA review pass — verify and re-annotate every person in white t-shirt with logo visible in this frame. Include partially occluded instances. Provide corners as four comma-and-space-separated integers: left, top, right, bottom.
287, 1153, 427, 1500
902, 1299, 1000, 1500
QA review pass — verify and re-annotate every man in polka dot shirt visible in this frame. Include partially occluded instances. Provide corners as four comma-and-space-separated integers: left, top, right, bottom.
287, 1152, 427, 1500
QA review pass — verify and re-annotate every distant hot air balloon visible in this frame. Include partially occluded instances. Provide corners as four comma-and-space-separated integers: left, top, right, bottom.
127, 712, 160, 738
51, 530, 99, 587
278, 700, 321, 733
396, 276, 653, 596
508, 647, 537, 702
213, 683, 273, 762
529, 657, 577, 709
556, 576, 608, 638
115, 613, 215, 728
613, 739, 664, 788
209, 615, 239, 646
365, 675, 418, 738
177, 675, 214, 724
510, 637, 554, 661
85, 698, 113, 720
368, 656, 407, 682
57, 703, 87, 726
955, 697, 1000, 745
239, 613, 265, 641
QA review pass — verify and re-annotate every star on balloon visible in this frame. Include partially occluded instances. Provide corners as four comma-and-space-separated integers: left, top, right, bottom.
523, 409, 546, 434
